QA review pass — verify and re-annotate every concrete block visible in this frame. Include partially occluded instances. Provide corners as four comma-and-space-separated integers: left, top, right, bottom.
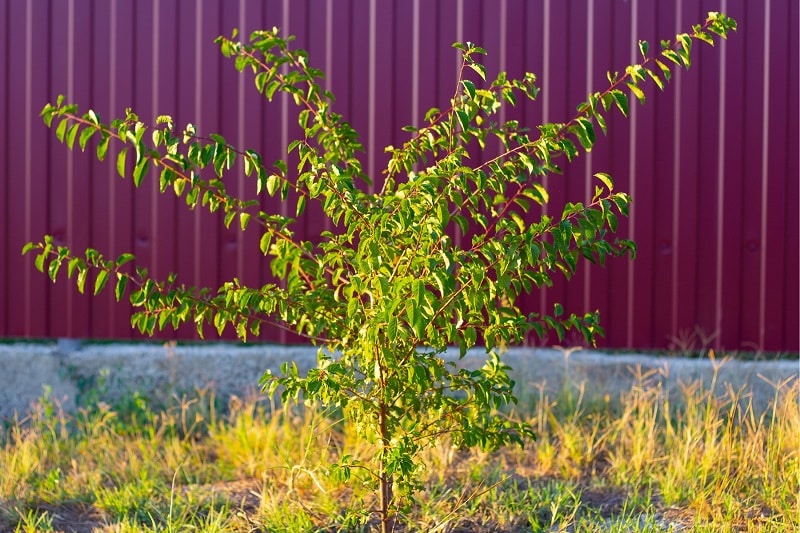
0, 342, 796, 421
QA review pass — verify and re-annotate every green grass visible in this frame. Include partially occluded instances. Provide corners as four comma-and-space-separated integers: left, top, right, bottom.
1, 367, 797, 532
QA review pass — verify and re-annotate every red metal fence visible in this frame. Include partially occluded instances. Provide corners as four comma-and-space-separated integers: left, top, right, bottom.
1, 0, 797, 352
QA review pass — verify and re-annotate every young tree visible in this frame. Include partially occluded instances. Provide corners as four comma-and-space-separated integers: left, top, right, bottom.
27, 12, 735, 531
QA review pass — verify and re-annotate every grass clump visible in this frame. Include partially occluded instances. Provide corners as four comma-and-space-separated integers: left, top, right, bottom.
0, 367, 797, 532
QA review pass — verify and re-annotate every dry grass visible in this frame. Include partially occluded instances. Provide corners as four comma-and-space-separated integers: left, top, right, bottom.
0, 363, 797, 532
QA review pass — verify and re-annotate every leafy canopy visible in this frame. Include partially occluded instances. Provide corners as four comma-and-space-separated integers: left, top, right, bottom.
26, 11, 736, 525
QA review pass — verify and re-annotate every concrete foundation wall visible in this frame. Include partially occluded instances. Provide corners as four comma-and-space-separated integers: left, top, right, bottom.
0, 342, 797, 421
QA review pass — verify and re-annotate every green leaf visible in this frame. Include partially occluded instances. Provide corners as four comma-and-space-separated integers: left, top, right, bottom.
692, 27, 715, 46
595, 112, 607, 135
224, 210, 236, 228
78, 126, 95, 151
34, 253, 46, 273
173, 179, 186, 197
266, 174, 279, 196
158, 309, 171, 331
677, 47, 691, 69
456, 110, 470, 131
559, 139, 578, 161
96, 135, 110, 161
76, 267, 88, 294
298, 110, 310, 130
462, 79, 476, 99
254, 71, 268, 93
94, 270, 109, 295
116, 253, 135, 266
574, 118, 596, 150
676, 33, 692, 55
296, 195, 307, 216
133, 158, 150, 187
117, 148, 128, 178
627, 82, 646, 105
243, 153, 254, 177
638, 40, 649, 58
662, 49, 684, 68
259, 232, 272, 255
468, 62, 486, 81
234, 54, 248, 72
645, 68, 665, 91
265, 80, 281, 100
654, 59, 672, 81
67, 257, 81, 278
210, 133, 226, 146
55, 118, 69, 142
347, 297, 359, 319
213, 148, 227, 177
114, 274, 128, 301
464, 327, 477, 348
530, 182, 549, 204
594, 172, 614, 191
66, 123, 80, 149
611, 90, 628, 117
412, 314, 426, 338
607, 211, 618, 232
186, 186, 200, 207
239, 212, 251, 231
41, 105, 56, 127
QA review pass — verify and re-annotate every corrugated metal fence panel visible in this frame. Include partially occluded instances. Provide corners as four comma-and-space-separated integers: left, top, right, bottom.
1, 0, 797, 351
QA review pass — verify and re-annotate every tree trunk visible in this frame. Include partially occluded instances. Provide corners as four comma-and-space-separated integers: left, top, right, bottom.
380, 465, 394, 533
379, 400, 394, 533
